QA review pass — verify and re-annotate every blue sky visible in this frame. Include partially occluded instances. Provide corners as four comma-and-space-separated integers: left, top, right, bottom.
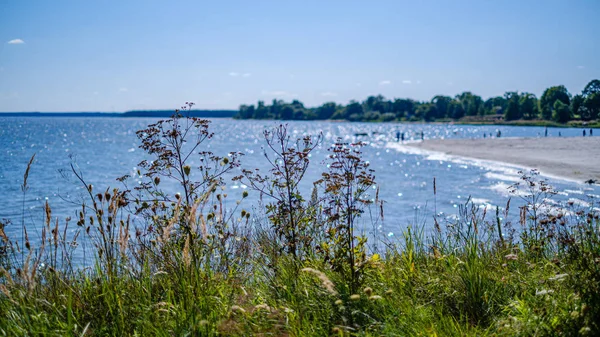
0, 0, 599, 112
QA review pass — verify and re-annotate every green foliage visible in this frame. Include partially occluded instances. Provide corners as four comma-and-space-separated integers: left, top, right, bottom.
236, 81, 600, 125
540, 85, 571, 120
581, 81, 600, 121
553, 100, 571, 123
2, 116, 600, 336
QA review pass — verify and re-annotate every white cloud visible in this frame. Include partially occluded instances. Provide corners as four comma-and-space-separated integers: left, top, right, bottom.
379, 80, 391, 86
7, 39, 24, 44
118, 87, 128, 92
402, 80, 412, 84
229, 72, 239, 77
577, 65, 585, 69
261, 90, 297, 98
321, 92, 338, 97
356, 83, 361, 87
242, 73, 251, 77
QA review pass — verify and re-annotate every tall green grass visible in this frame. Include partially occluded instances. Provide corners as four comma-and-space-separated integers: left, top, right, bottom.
1, 109, 599, 336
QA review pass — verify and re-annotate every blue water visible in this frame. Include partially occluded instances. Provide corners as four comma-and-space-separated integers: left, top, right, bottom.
1, 117, 599, 248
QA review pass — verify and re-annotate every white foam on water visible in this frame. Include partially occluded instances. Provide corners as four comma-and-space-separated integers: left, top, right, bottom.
484, 172, 521, 183
568, 198, 591, 208
471, 197, 491, 204
385, 141, 584, 185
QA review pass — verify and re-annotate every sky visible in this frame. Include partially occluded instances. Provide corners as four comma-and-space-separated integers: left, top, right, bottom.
0, 0, 599, 112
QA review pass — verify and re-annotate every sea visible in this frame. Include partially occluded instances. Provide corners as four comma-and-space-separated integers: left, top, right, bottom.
1, 117, 599, 251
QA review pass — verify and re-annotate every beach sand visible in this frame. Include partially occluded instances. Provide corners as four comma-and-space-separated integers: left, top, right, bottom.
406, 137, 600, 183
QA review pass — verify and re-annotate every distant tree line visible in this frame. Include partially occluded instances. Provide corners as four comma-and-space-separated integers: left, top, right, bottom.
235, 80, 600, 124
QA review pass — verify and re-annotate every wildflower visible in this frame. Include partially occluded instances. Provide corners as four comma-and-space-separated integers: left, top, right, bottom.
334, 299, 343, 306
350, 294, 361, 301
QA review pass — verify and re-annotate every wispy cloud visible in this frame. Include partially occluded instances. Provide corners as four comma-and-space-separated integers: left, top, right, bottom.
416, 80, 422, 84
379, 80, 391, 86
402, 80, 412, 84
7, 39, 25, 44
118, 87, 128, 92
242, 73, 251, 77
261, 90, 297, 98
577, 65, 585, 69
321, 92, 338, 97
229, 72, 239, 77
356, 83, 362, 87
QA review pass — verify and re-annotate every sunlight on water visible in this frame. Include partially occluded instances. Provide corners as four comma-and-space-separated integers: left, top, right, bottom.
0, 117, 598, 253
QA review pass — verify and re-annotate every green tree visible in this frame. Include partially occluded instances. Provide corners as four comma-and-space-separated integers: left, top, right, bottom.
539, 85, 570, 120
254, 100, 268, 119
237, 104, 255, 119
519, 93, 538, 120
343, 101, 364, 120
415, 103, 437, 121
552, 100, 571, 123
281, 106, 294, 120
432, 95, 452, 119
582, 79, 600, 120
456, 92, 483, 116
483, 96, 506, 115
571, 94, 584, 118
448, 99, 465, 119
392, 98, 416, 119
315, 102, 337, 120
504, 92, 522, 121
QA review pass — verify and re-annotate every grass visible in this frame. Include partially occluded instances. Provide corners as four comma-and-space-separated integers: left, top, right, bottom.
1, 112, 599, 336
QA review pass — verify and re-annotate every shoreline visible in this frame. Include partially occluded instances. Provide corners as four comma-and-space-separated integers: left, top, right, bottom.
405, 137, 600, 183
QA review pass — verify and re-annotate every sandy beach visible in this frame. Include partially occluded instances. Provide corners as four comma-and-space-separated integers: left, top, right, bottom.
406, 137, 600, 183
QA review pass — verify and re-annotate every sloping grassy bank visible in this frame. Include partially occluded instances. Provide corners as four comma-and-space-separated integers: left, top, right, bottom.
1, 110, 599, 336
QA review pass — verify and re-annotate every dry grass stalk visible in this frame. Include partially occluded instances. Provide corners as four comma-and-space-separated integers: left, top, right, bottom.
301, 267, 338, 295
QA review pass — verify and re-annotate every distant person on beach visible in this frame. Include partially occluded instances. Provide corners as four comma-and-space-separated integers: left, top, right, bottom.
420, 131, 424, 141
496, 130, 501, 138
401, 132, 405, 142
545, 127, 548, 137
583, 129, 586, 137
559, 131, 562, 137
396, 131, 400, 142
591, 128, 593, 136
